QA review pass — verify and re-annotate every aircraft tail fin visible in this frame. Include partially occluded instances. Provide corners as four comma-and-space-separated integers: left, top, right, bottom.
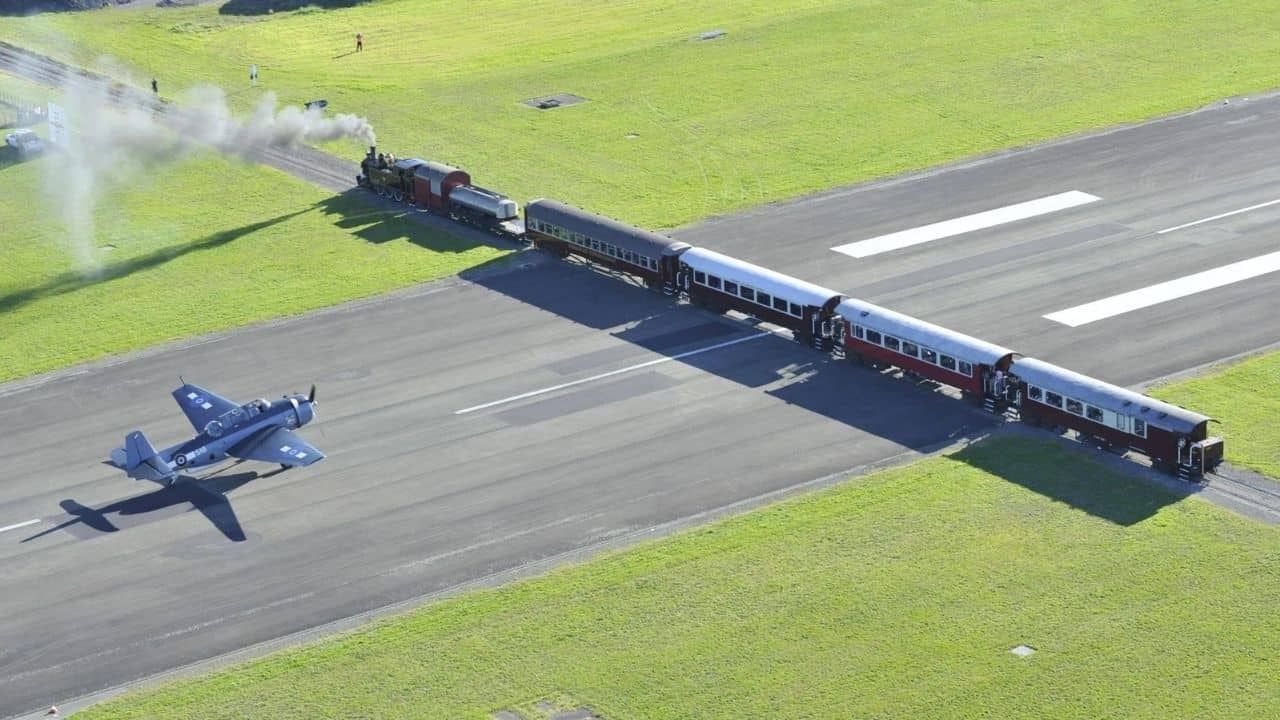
122, 431, 175, 483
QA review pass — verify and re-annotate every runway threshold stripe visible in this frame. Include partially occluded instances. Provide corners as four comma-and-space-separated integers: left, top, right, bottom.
455, 331, 770, 415
0, 518, 40, 534
831, 190, 1101, 258
1157, 197, 1280, 234
1044, 250, 1280, 327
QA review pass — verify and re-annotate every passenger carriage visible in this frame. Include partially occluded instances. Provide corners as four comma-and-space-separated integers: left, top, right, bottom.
677, 248, 842, 348
1009, 357, 1223, 476
837, 298, 1016, 400
524, 199, 691, 288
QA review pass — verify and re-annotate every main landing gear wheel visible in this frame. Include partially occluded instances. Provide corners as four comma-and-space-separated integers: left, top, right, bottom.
280, 463, 293, 470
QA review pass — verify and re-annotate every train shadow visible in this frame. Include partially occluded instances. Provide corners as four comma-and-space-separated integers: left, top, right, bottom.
20, 470, 269, 543
463, 257, 993, 449
314, 188, 518, 257
950, 432, 1182, 525
462, 256, 1176, 525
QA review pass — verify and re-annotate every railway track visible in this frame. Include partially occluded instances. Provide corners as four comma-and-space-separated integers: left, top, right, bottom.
0, 40, 358, 191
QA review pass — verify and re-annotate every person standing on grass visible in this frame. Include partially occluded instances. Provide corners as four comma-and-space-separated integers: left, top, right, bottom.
151, 78, 158, 95
356, 32, 364, 52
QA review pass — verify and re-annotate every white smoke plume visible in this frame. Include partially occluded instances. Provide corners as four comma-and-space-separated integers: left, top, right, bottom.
38, 68, 375, 275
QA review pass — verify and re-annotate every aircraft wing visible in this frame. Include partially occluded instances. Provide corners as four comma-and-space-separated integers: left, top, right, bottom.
230, 427, 325, 467
172, 383, 239, 433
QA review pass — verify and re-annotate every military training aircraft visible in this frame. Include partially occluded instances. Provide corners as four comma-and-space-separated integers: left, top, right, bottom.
108, 382, 325, 485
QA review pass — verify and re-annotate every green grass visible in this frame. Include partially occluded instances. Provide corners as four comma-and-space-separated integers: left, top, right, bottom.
0, 120, 505, 383
77, 437, 1280, 719
3, 1, 1279, 229
1151, 351, 1280, 478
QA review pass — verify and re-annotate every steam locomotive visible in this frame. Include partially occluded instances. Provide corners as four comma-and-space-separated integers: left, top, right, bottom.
356, 147, 523, 237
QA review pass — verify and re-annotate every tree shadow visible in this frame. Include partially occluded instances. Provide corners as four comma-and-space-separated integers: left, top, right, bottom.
0, 208, 309, 315
20, 469, 275, 543
219, 0, 373, 15
949, 434, 1183, 525
0, 1, 99, 15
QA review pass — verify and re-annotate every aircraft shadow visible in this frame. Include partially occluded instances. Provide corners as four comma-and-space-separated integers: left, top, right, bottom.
21, 469, 275, 543
459, 255, 1171, 525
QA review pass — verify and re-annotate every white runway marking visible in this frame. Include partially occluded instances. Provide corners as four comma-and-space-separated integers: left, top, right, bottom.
1044, 250, 1280, 327
0, 518, 40, 534
455, 332, 770, 415
832, 190, 1101, 258
1157, 197, 1280, 234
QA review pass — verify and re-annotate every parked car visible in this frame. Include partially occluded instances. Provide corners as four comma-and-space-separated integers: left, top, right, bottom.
5, 128, 45, 158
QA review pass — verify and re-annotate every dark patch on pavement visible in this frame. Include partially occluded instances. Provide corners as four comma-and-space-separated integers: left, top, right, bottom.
494, 370, 680, 426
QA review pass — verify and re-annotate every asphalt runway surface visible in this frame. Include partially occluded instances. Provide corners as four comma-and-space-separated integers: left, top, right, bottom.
0, 259, 989, 717
5, 88, 1280, 718
677, 92, 1280, 386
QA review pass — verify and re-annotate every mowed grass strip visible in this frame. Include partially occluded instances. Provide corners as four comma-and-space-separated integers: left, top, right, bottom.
0, 142, 504, 384
78, 437, 1280, 720
1151, 351, 1280, 478
3, 1, 1278, 229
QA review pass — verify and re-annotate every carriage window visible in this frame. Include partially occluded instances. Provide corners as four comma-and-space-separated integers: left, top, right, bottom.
1085, 405, 1104, 422
789, 303, 802, 317
694, 271, 706, 285
740, 287, 755, 301
958, 360, 972, 376
865, 330, 882, 345
624, 251, 634, 263
1065, 398, 1084, 415
708, 275, 722, 289
900, 341, 918, 358
724, 281, 738, 295
1045, 392, 1063, 408
773, 297, 788, 312
883, 336, 900, 351
921, 348, 938, 364
853, 324, 864, 340
1132, 418, 1146, 437
940, 355, 957, 371
756, 292, 772, 307
1028, 385, 1043, 401
573, 232, 583, 244
590, 239, 600, 251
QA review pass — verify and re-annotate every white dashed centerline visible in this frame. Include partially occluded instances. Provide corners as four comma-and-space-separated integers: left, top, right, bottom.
1156, 197, 1280, 234
455, 332, 771, 415
832, 190, 1101, 258
1044, 250, 1280, 327
0, 518, 41, 534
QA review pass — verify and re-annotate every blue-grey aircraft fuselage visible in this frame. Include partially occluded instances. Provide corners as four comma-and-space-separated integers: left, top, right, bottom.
108, 382, 325, 484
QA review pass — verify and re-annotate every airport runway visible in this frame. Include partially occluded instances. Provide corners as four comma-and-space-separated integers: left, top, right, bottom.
677, 92, 1280, 386
5, 91, 1280, 718
0, 259, 986, 718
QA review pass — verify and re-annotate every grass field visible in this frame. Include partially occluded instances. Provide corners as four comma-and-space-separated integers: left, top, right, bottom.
2, 1, 1279, 229
0, 72, 505, 383
74, 436, 1280, 720
1152, 351, 1280, 479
